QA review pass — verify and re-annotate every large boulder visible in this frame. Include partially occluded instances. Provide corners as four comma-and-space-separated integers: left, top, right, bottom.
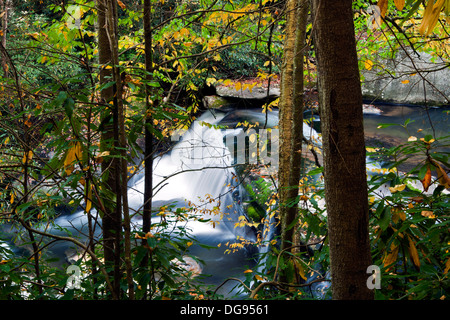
362, 49, 450, 106
215, 83, 280, 100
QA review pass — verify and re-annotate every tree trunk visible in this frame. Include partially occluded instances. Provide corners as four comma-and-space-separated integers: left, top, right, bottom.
278, 0, 297, 253
288, 0, 309, 256
97, 0, 121, 299
279, 0, 308, 252
141, 0, 155, 299
278, 0, 309, 286
0, 0, 10, 76
311, 0, 374, 300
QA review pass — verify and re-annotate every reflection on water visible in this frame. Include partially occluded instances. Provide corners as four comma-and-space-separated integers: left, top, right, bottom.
364, 105, 449, 142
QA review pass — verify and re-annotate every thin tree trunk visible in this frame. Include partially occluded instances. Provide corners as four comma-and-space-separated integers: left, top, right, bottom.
278, 0, 309, 286
288, 0, 309, 256
311, 0, 374, 300
278, 0, 297, 252
142, 0, 153, 256
97, 0, 121, 299
142, 0, 156, 299
0, 0, 9, 76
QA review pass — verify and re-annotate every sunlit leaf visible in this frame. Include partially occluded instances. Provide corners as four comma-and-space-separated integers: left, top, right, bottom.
419, 0, 446, 36
64, 141, 82, 175
421, 166, 432, 192
383, 242, 399, 268
421, 210, 436, 218
85, 185, 92, 213
365, 59, 374, 70
389, 184, 406, 193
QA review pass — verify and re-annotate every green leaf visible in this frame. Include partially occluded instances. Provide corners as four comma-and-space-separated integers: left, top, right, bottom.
307, 167, 324, 176
377, 123, 400, 129
379, 207, 391, 231
99, 81, 116, 91
63, 97, 75, 119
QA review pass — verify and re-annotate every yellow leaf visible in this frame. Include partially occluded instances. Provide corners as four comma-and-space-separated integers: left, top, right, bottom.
85, 185, 93, 213
383, 243, 399, 268
444, 257, 450, 274
95, 150, 110, 164
117, 0, 126, 10
64, 142, 82, 175
389, 184, 406, 193
392, 207, 406, 223
179, 28, 190, 37
255, 274, 264, 281
394, 0, 405, 11
421, 166, 432, 192
431, 159, 450, 189
4, 136, 10, 145
401, 79, 410, 84
235, 82, 242, 91
365, 59, 374, 70
206, 77, 216, 86
10, 192, 14, 204
244, 269, 253, 273
22, 150, 33, 164
294, 260, 307, 281
421, 210, 436, 218
419, 0, 446, 36
407, 235, 421, 270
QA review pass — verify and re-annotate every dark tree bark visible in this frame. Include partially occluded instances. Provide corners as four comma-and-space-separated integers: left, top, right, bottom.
142, 0, 153, 255
97, 0, 121, 299
311, 0, 374, 300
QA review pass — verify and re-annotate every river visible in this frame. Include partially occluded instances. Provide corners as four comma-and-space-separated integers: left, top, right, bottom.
0, 103, 448, 299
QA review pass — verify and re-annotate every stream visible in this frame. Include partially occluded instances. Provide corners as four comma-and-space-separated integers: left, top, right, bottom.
1, 102, 448, 299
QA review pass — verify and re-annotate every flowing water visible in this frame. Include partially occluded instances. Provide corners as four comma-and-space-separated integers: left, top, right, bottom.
1, 103, 448, 298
